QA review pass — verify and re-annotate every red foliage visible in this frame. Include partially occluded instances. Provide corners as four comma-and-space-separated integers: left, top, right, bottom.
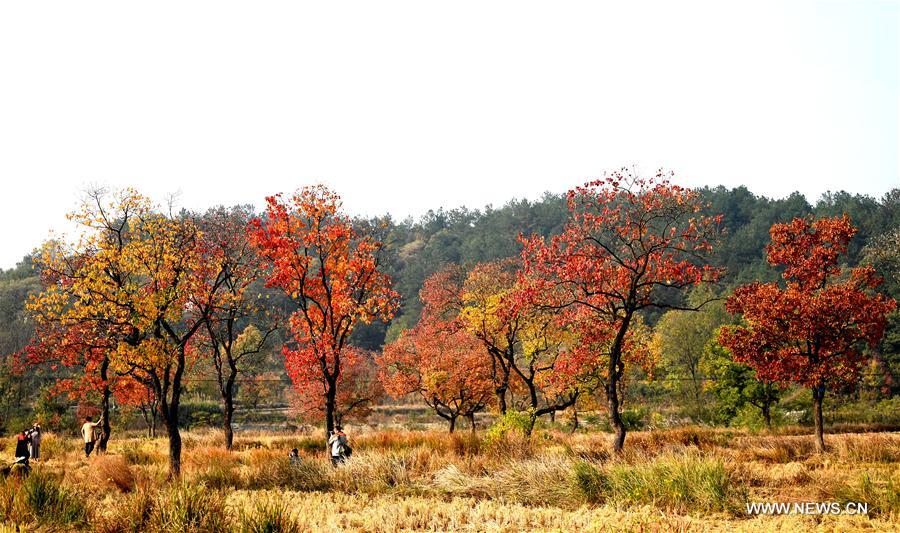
379, 321, 494, 429
719, 216, 896, 389
288, 346, 384, 424
520, 170, 721, 449
249, 186, 398, 431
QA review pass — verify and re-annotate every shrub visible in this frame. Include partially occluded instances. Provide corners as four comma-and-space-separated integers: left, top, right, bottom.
150, 482, 232, 532
237, 498, 301, 533
89, 455, 137, 492
18, 470, 89, 527
602, 454, 744, 514
243, 451, 332, 492
572, 460, 606, 503
179, 402, 224, 430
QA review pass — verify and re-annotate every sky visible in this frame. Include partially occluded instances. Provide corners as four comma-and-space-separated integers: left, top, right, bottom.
0, 1, 897, 269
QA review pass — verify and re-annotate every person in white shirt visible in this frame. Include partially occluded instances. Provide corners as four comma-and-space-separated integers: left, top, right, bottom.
81, 415, 103, 457
327, 425, 349, 467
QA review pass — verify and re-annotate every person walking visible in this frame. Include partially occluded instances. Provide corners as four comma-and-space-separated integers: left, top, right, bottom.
81, 415, 103, 457
28, 424, 41, 462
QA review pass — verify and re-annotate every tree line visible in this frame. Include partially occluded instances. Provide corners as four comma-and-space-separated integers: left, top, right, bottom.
0, 172, 897, 477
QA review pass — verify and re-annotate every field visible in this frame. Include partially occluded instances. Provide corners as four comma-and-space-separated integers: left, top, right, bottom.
1, 425, 898, 532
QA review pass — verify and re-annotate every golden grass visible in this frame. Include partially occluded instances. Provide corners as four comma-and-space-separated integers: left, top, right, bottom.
1, 427, 897, 531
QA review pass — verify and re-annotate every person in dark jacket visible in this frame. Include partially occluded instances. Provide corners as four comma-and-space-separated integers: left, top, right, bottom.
14, 430, 31, 466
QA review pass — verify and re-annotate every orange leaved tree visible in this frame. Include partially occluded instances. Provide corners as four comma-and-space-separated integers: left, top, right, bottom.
27, 189, 209, 476
379, 321, 494, 432
521, 170, 722, 452
249, 186, 398, 435
718, 215, 895, 452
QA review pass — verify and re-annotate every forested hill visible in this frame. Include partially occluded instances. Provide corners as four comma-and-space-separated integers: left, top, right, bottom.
342, 186, 898, 348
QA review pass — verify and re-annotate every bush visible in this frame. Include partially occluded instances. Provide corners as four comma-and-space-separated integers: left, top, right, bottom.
150, 482, 232, 532
243, 451, 332, 492
602, 454, 744, 514
237, 498, 301, 533
0, 470, 89, 528
89, 455, 136, 492
572, 461, 606, 503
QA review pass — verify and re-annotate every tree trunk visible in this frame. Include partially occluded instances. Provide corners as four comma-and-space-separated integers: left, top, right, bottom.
324, 375, 337, 438
607, 381, 626, 453
570, 408, 579, 433
812, 384, 826, 453
98, 356, 112, 453
607, 313, 632, 454
762, 403, 772, 429
222, 369, 237, 450
496, 386, 507, 415
549, 410, 556, 423
166, 418, 182, 477
223, 396, 235, 450
448, 416, 456, 433
467, 413, 476, 431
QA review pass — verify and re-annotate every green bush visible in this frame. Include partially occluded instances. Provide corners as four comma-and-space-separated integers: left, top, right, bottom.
0, 470, 89, 528
570, 454, 744, 514
572, 460, 606, 503
484, 410, 532, 444
237, 499, 301, 533
150, 482, 232, 532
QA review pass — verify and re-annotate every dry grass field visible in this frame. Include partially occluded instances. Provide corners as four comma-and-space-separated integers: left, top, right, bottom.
1, 426, 898, 531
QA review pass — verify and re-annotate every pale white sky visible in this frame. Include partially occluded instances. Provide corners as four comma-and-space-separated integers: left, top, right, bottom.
1, 1, 897, 269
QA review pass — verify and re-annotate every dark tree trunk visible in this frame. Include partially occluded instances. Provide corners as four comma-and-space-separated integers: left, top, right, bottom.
812, 384, 826, 453
222, 368, 237, 450
496, 385, 508, 415
762, 403, 772, 429
324, 374, 337, 438
97, 355, 112, 453
448, 416, 456, 433
570, 408, 579, 433
549, 410, 556, 423
166, 418, 182, 476
607, 313, 632, 454
223, 396, 235, 450
608, 384, 626, 453
467, 413, 476, 431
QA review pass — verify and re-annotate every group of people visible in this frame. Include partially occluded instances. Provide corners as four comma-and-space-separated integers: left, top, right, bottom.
14, 424, 41, 466
287, 424, 353, 467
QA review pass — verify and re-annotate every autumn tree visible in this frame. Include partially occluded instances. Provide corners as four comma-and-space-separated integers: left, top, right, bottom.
718, 215, 895, 451
421, 260, 582, 434
27, 189, 211, 476
193, 206, 276, 449
249, 186, 398, 434
289, 346, 384, 425
379, 321, 494, 431
521, 170, 722, 452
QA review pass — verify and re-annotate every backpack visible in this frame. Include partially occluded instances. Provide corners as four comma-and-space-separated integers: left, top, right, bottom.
338, 435, 352, 457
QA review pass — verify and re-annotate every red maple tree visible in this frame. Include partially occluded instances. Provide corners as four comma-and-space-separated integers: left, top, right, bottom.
718, 215, 895, 451
249, 186, 399, 434
379, 321, 494, 432
520, 170, 722, 451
